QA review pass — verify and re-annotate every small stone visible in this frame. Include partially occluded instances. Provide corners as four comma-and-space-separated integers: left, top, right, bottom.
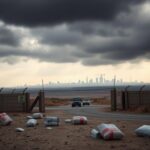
64, 141, 68, 145
46, 127, 52, 130
110, 145, 115, 149
13, 145, 16, 149
15, 128, 24, 132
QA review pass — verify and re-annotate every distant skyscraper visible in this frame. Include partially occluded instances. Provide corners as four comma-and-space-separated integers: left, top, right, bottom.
100, 74, 103, 84
96, 77, 99, 84
86, 77, 89, 84
89, 79, 93, 84
78, 80, 81, 84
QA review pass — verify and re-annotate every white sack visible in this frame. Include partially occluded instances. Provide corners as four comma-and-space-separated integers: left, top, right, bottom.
0, 113, 13, 126
72, 116, 87, 125
32, 113, 43, 119
135, 125, 150, 137
26, 119, 37, 127
44, 116, 59, 126
97, 123, 124, 140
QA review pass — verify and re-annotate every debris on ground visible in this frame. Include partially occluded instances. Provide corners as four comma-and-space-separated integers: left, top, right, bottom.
26, 119, 37, 127
65, 119, 72, 124
46, 127, 53, 130
96, 123, 124, 140
0, 112, 13, 126
44, 116, 59, 126
26, 116, 33, 119
15, 128, 25, 132
135, 125, 150, 137
32, 113, 43, 119
72, 116, 88, 125
91, 128, 100, 139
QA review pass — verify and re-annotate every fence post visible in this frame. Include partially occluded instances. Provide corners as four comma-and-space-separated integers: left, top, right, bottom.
39, 91, 45, 112
139, 85, 145, 106
111, 88, 117, 111
25, 93, 30, 112
124, 86, 130, 110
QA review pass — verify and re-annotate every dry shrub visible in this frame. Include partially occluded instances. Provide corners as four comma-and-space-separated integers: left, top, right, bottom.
45, 98, 70, 106
129, 106, 150, 113
30, 97, 111, 107
92, 97, 110, 105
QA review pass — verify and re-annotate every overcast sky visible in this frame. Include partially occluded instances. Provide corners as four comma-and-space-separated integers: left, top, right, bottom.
0, 0, 150, 86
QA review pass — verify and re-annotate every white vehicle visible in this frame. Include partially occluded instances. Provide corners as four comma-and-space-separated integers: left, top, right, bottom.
82, 98, 91, 106
71, 97, 91, 107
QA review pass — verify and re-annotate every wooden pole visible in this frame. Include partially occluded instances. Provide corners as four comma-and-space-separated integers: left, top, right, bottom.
111, 88, 117, 111
25, 93, 30, 112
39, 90, 45, 112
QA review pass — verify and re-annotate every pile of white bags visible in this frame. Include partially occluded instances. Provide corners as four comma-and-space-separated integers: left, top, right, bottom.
44, 116, 59, 126
32, 113, 43, 119
135, 125, 150, 137
0, 113, 13, 126
72, 116, 87, 125
97, 123, 124, 140
26, 119, 37, 127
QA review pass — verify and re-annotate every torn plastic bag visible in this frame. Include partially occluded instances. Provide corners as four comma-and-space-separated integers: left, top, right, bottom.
0, 113, 13, 126
97, 123, 124, 140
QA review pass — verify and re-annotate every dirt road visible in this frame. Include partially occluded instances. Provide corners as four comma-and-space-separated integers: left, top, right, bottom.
46, 105, 150, 121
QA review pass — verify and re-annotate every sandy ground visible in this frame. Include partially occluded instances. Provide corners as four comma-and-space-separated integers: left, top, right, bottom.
0, 110, 150, 150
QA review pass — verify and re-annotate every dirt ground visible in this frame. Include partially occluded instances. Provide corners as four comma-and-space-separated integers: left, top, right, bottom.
0, 109, 150, 150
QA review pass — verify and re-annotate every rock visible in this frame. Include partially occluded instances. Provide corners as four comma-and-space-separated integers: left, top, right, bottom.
15, 128, 24, 132
110, 145, 115, 149
64, 141, 68, 145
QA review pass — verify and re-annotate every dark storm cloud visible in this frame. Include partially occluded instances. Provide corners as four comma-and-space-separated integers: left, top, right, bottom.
0, 25, 20, 46
0, 47, 78, 64
68, 21, 129, 37
0, 0, 149, 66
0, 0, 146, 26
33, 26, 83, 45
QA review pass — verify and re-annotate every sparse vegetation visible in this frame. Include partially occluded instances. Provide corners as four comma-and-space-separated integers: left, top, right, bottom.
45, 98, 70, 106
129, 106, 150, 113
92, 97, 111, 105
44, 97, 111, 106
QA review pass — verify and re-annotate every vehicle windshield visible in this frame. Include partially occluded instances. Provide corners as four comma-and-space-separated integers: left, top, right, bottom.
72, 97, 82, 102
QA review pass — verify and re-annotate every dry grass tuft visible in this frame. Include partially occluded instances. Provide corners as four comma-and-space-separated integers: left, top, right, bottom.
45, 98, 70, 106
92, 97, 111, 105
129, 106, 150, 113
